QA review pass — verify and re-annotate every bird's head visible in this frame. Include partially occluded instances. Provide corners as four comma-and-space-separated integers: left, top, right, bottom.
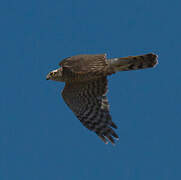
46, 68, 63, 81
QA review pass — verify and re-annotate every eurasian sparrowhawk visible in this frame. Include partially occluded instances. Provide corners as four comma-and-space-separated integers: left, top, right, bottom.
46, 53, 158, 144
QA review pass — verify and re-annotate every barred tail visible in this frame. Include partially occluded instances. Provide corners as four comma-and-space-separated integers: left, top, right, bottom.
108, 53, 158, 72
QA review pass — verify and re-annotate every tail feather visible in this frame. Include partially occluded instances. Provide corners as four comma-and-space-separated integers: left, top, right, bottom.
109, 53, 158, 72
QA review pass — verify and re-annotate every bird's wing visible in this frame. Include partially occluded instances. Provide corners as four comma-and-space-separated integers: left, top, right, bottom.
59, 54, 108, 75
61, 77, 118, 144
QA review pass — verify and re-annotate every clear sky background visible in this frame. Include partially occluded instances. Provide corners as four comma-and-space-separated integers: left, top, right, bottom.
1, 0, 181, 179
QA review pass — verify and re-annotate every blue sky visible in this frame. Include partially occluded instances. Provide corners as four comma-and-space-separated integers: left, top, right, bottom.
1, 0, 181, 179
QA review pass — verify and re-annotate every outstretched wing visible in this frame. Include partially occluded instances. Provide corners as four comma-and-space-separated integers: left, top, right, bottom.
61, 77, 118, 144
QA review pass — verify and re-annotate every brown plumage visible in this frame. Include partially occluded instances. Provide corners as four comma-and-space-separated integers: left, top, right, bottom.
46, 53, 158, 144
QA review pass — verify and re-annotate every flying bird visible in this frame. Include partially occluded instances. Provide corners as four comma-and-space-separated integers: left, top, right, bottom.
46, 53, 158, 144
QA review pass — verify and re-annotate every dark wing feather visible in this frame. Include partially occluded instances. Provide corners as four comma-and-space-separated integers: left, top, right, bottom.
61, 77, 118, 144
59, 54, 108, 74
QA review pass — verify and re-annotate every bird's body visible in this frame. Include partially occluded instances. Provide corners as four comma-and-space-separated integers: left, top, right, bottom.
47, 53, 158, 144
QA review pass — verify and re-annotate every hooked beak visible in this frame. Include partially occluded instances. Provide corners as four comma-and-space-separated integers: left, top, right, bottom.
46, 74, 50, 80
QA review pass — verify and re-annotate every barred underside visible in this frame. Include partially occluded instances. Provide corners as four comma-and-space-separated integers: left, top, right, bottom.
62, 77, 118, 144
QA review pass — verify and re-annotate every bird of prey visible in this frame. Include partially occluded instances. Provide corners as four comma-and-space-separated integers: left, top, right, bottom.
46, 53, 158, 144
